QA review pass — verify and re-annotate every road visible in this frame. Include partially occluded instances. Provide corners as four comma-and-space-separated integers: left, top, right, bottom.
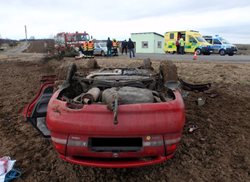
122, 53, 250, 63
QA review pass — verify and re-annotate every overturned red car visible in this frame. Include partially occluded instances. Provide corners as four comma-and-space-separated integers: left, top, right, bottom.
23, 61, 185, 168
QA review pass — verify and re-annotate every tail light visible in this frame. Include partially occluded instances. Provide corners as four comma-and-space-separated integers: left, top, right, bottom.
51, 133, 68, 155
164, 135, 181, 155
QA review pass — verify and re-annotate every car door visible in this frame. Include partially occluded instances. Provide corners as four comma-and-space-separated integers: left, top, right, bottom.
212, 39, 222, 53
94, 44, 101, 55
23, 75, 56, 137
185, 36, 197, 53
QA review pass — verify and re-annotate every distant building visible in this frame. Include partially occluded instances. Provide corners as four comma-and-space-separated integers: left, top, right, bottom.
131, 32, 164, 53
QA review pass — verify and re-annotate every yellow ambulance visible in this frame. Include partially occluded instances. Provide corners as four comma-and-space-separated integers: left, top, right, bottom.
164, 30, 213, 55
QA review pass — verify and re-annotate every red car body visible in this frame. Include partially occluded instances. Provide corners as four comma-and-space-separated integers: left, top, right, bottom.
24, 70, 185, 168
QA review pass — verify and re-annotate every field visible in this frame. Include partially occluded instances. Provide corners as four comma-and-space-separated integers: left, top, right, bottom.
0, 44, 250, 181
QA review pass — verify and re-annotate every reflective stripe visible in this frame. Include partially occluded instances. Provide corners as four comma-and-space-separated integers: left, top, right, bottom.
51, 137, 67, 145
143, 141, 164, 147
165, 137, 181, 145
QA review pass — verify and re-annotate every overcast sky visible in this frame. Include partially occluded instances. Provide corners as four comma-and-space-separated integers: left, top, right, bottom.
1, 0, 250, 43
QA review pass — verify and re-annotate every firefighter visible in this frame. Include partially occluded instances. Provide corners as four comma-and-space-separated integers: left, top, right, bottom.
112, 39, 119, 56
87, 40, 94, 58
83, 41, 88, 55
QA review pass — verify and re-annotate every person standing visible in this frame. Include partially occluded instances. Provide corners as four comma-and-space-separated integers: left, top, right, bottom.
112, 39, 118, 56
87, 40, 94, 58
121, 39, 128, 55
106, 37, 112, 57
176, 38, 180, 54
83, 41, 88, 55
179, 37, 185, 55
127, 38, 135, 58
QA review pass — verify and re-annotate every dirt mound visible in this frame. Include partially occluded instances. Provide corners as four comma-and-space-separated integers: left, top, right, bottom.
24, 40, 55, 53
236, 44, 250, 55
0, 57, 249, 181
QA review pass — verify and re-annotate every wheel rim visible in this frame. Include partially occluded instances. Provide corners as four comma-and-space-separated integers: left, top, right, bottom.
220, 50, 225, 55
196, 49, 201, 55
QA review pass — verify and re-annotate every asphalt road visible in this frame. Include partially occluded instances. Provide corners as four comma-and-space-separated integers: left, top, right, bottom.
125, 53, 250, 63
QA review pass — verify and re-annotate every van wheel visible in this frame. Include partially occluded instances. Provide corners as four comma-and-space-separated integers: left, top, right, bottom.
195, 48, 201, 55
219, 49, 226, 56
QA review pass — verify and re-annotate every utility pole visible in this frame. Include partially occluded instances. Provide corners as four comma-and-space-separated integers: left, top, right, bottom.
24, 25, 27, 41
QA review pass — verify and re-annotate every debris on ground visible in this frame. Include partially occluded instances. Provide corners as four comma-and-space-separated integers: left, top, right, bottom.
196, 97, 206, 106
0, 156, 19, 182
188, 124, 199, 133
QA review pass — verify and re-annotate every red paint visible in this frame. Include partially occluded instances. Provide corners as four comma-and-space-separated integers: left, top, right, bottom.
47, 90, 185, 168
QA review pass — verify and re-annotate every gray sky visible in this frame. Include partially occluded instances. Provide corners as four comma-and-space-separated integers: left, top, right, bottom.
1, 0, 250, 43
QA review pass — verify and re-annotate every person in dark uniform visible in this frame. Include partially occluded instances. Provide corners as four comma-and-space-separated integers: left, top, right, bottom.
127, 38, 135, 58
121, 39, 128, 55
106, 37, 112, 57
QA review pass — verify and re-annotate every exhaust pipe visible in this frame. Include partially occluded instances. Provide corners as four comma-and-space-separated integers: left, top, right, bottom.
73, 87, 100, 104
82, 87, 101, 104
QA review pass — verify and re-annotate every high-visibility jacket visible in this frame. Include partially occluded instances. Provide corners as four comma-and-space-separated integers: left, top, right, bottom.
179, 38, 185, 47
83, 42, 88, 51
112, 41, 118, 48
87, 41, 94, 51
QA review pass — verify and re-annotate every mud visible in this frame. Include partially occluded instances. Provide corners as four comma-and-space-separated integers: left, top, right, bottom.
0, 56, 250, 182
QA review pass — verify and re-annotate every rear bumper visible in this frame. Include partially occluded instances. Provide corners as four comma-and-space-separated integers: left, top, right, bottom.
60, 154, 174, 168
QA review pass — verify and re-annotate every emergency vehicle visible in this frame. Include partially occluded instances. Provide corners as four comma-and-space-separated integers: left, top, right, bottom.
54, 31, 90, 56
203, 35, 237, 56
164, 30, 213, 55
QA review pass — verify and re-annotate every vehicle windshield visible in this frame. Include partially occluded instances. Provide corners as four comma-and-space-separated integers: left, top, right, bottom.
219, 38, 230, 44
196, 37, 206, 42
76, 34, 90, 41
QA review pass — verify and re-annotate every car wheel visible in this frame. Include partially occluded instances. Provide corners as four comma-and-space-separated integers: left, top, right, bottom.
101, 51, 105, 56
159, 61, 178, 84
195, 48, 201, 55
142, 58, 152, 69
219, 49, 226, 56
66, 63, 77, 83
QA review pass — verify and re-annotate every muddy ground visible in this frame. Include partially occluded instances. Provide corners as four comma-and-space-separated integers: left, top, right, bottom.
0, 54, 250, 182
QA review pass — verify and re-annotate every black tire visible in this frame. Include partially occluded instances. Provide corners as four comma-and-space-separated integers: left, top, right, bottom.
228, 53, 234, 56
142, 58, 152, 69
219, 49, 226, 56
195, 48, 202, 55
159, 61, 178, 84
66, 63, 77, 83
